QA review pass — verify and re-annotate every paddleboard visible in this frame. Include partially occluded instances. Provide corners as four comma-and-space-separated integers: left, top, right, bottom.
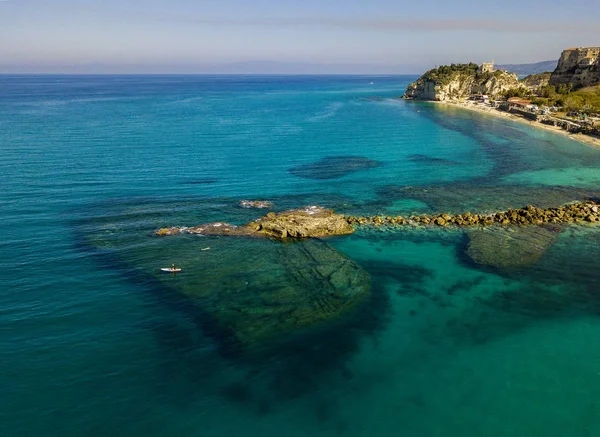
161, 268, 182, 273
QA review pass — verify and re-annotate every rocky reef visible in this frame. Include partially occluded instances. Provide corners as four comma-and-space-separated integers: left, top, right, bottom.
170, 238, 371, 348
403, 63, 521, 101
289, 156, 382, 180
239, 200, 273, 209
156, 206, 355, 240
158, 201, 600, 243
377, 184, 598, 214
466, 226, 559, 268
151, 199, 600, 348
80, 197, 373, 352
406, 154, 460, 166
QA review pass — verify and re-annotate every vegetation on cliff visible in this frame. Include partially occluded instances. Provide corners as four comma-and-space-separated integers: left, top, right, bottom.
404, 63, 521, 101
420, 63, 508, 85
421, 63, 479, 85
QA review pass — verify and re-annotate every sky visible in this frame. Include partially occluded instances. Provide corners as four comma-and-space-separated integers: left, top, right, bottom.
0, 0, 599, 74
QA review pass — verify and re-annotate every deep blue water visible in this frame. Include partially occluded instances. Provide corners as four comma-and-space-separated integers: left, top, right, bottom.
2, 75, 600, 436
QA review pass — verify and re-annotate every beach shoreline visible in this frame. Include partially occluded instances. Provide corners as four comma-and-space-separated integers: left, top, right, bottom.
431, 100, 600, 149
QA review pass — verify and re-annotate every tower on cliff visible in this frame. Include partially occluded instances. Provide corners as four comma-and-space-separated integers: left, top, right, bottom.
478, 61, 495, 74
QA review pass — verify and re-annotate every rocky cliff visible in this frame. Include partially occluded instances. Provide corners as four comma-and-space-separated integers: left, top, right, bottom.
549, 47, 600, 88
520, 72, 551, 90
403, 63, 520, 101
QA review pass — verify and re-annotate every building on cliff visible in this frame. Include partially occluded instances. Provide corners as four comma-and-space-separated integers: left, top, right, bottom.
478, 61, 495, 73
561, 47, 600, 67
576, 47, 599, 64
550, 47, 600, 87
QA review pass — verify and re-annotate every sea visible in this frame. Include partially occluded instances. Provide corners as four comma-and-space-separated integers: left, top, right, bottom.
2, 75, 600, 437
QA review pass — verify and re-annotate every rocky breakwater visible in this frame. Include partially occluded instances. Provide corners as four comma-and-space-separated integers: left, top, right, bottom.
347, 202, 599, 269
403, 63, 520, 101
346, 202, 600, 228
156, 206, 354, 240
157, 202, 600, 239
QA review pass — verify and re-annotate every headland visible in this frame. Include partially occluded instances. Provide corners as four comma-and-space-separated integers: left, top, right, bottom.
402, 47, 600, 148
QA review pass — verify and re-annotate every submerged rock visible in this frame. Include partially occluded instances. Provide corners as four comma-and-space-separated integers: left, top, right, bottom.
187, 222, 251, 236
407, 154, 460, 166
171, 239, 371, 348
378, 184, 600, 214
289, 156, 382, 180
239, 200, 273, 209
466, 226, 560, 268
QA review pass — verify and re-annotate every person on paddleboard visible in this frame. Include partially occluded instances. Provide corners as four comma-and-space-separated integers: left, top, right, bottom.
171, 263, 176, 271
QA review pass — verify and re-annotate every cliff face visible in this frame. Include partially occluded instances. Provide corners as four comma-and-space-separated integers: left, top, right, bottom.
520, 72, 551, 90
403, 64, 520, 101
549, 47, 600, 88
404, 73, 475, 101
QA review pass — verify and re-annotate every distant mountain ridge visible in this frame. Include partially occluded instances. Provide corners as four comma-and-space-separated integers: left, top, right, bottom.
496, 60, 557, 76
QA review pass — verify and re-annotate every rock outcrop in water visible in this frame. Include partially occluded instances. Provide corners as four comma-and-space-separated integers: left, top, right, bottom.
156, 206, 354, 240
254, 206, 354, 239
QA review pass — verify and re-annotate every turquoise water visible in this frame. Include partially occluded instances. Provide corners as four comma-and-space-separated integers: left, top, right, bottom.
2, 75, 600, 436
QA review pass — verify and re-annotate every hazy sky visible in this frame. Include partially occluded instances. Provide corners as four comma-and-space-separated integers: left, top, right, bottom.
1, 0, 598, 73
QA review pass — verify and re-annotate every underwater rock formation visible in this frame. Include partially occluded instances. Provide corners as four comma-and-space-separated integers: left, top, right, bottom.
165, 239, 371, 348
239, 200, 273, 209
466, 226, 559, 268
80, 198, 371, 351
289, 156, 382, 180
406, 154, 460, 166
377, 184, 600, 214
156, 206, 354, 240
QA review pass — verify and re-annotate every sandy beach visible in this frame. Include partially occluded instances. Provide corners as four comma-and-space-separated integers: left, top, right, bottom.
433, 100, 600, 149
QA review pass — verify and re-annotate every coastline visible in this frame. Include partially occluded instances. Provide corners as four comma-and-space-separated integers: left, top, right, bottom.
431, 100, 600, 149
